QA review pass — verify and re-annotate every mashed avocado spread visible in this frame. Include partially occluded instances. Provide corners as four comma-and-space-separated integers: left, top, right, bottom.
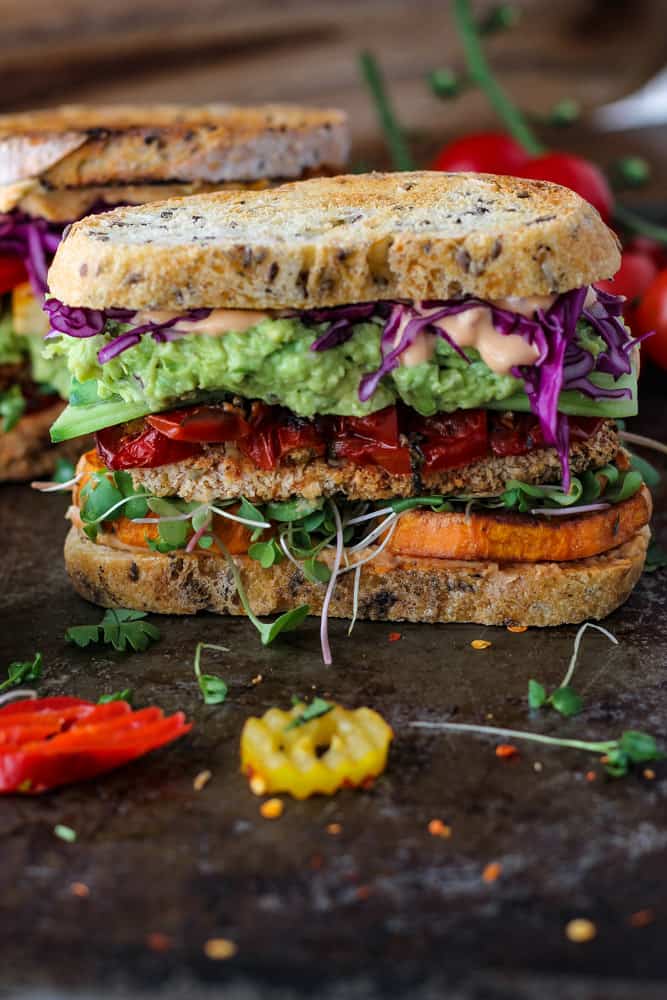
48, 315, 637, 442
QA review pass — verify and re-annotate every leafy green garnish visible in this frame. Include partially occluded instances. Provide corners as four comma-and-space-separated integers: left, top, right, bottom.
53, 457, 77, 484
192, 642, 229, 705
98, 688, 133, 704
53, 824, 77, 843
248, 539, 284, 569
0, 651, 42, 693
0, 385, 25, 433
285, 696, 334, 730
645, 537, 667, 574
66, 609, 160, 653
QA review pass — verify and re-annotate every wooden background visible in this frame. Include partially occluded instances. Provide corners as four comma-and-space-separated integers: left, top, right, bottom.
0, 0, 665, 200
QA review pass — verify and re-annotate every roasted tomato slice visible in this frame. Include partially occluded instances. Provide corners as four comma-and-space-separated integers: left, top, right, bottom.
413, 410, 488, 473
334, 407, 412, 475
489, 412, 544, 457
96, 421, 202, 470
0, 255, 28, 294
147, 405, 251, 443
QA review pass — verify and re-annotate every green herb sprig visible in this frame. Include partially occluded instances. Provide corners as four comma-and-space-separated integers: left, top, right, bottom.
192, 642, 229, 705
66, 609, 160, 653
411, 720, 662, 779
528, 623, 618, 717
0, 652, 42, 693
98, 689, 133, 704
285, 696, 334, 731
359, 51, 415, 171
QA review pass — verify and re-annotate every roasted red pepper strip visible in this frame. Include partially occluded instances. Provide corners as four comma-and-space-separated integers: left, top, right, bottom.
0, 697, 191, 794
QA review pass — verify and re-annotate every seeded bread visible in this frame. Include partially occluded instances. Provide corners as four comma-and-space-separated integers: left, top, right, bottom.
48, 171, 621, 310
64, 525, 648, 627
0, 104, 349, 188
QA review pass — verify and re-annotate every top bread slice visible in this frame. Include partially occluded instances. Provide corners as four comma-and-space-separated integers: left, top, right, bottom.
48, 171, 621, 309
0, 103, 349, 189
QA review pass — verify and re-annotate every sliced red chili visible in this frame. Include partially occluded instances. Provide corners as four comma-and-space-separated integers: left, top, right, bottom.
0, 697, 191, 794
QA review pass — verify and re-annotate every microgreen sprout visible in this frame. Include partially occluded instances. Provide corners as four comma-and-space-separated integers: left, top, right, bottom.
285, 696, 334, 731
0, 652, 42, 693
410, 721, 662, 778
528, 623, 619, 717
192, 643, 229, 705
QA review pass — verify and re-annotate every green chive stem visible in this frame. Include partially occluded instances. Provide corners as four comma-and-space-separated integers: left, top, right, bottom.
452, 0, 544, 155
613, 204, 667, 246
360, 50, 416, 171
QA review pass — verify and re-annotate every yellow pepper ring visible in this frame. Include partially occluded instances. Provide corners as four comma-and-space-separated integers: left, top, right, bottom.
241, 703, 393, 800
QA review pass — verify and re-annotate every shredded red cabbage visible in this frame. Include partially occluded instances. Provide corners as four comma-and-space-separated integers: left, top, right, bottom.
45, 299, 212, 364
0, 212, 66, 298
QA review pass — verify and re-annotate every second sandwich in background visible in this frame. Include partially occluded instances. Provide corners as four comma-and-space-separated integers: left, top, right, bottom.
45, 172, 651, 661
0, 103, 348, 479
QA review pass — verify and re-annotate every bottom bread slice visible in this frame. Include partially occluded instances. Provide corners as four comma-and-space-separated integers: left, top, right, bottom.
0, 401, 83, 481
64, 524, 649, 627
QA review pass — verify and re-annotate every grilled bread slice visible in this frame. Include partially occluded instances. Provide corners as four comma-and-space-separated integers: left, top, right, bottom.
48, 171, 621, 310
64, 524, 649, 627
0, 104, 349, 190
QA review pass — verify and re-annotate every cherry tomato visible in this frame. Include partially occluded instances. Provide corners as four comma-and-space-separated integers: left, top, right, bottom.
634, 269, 667, 371
519, 153, 613, 222
147, 405, 251, 443
431, 132, 529, 175
623, 236, 667, 271
595, 251, 658, 320
0, 255, 28, 294
96, 422, 201, 470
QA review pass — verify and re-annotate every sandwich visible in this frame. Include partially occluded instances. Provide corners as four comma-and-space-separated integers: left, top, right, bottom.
44, 171, 651, 661
0, 103, 348, 479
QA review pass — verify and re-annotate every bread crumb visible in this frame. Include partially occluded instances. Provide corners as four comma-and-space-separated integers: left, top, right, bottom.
70, 882, 89, 898
565, 918, 596, 943
507, 625, 528, 633
193, 769, 212, 791
326, 822, 342, 835
204, 938, 238, 960
471, 639, 492, 650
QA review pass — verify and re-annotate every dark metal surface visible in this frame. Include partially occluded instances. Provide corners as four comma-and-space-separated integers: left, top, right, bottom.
1, 374, 666, 1000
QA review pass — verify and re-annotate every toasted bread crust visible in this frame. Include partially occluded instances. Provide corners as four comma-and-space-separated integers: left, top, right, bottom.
48, 171, 620, 309
64, 524, 648, 626
0, 104, 349, 188
0, 401, 83, 481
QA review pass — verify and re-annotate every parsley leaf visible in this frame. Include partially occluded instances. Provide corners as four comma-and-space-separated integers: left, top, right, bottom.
98, 688, 133, 704
0, 651, 42, 692
285, 696, 334, 730
66, 609, 160, 653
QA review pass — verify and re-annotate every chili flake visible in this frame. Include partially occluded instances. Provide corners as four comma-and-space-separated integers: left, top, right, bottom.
428, 819, 452, 838
495, 744, 518, 759
260, 798, 284, 820
326, 822, 342, 835
146, 932, 173, 952
70, 882, 89, 898
471, 639, 492, 650
388, 632, 402, 642
204, 938, 238, 960
628, 908, 655, 928
586, 770, 597, 782
565, 918, 597, 943
482, 862, 502, 883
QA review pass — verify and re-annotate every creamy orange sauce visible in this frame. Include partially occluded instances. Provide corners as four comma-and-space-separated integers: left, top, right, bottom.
136, 308, 271, 336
